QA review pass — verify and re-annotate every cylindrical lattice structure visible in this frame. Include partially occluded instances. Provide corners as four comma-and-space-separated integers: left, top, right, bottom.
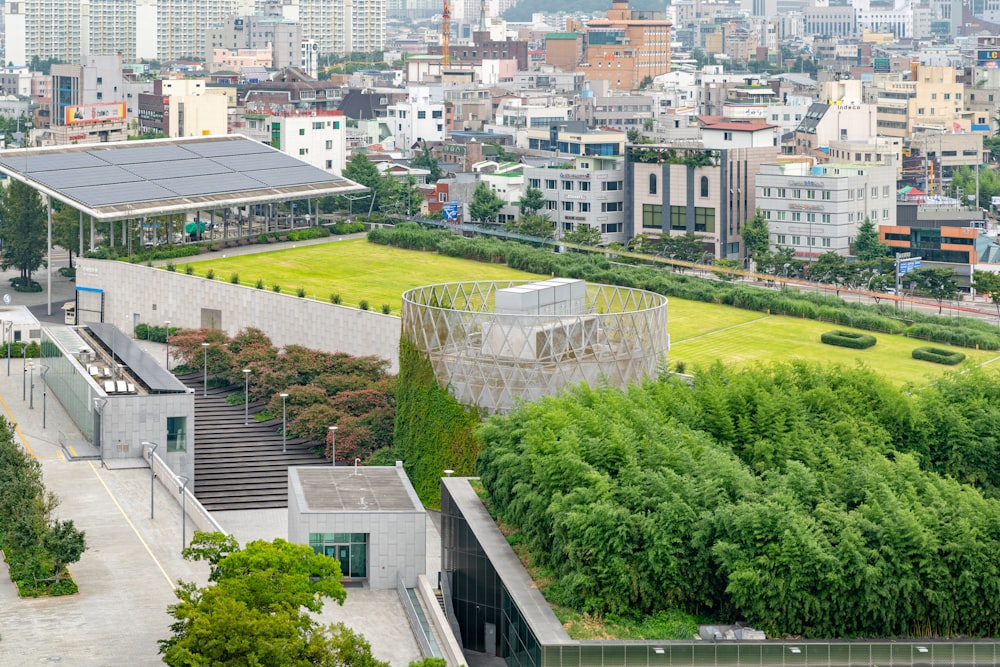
401, 279, 669, 414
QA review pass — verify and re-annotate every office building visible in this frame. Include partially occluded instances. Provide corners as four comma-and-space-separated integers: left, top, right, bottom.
581, 0, 672, 92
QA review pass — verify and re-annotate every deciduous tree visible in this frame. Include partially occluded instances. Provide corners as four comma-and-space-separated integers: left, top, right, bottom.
0, 179, 46, 285
468, 182, 504, 224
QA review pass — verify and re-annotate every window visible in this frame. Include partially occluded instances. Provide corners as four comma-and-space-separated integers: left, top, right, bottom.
776, 234, 786, 244
871, 210, 878, 220
580, 181, 591, 191
418, 110, 426, 119
777, 211, 786, 221
529, 178, 540, 188
546, 200, 557, 210
724, 131, 733, 141
883, 208, 889, 218
601, 223, 622, 233
299, 128, 306, 135
822, 237, 831, 247
807, 190, 815, 199
313, 121, 324, 129
167, 417, 187, 452
333, 121, 340, 129
694, 207, 715, 232
823, 191, 831, 200
97, 77, 103, 84
777, 188, 786, 198
326, 160, 333, 169
545, 179, 556, 189
700, 176, 709, 197
670, 205, 686, 230
325, 140, 333, 149
764, 210, 771, 219
822, 214, 831, 223
602, 202, 623, 212
807, 213, 816, 222
793, 189, 800, 199
432, 110, 443, 119
762, 187, 771, 197
642, 204, 662, 228
792, 235, 801, 245
649, 173, 657, 195
563, 201, 573, 211
871, 187, 878, 198
792, 212, 801, 222
918, 108, 925, 115
604, 181, 622, 191
809, 237, 816, 246
563, 180, 573, 190
882, 185, 890, 196
579, 202, 591, 212
439, 192, 447, 202
299, 148, 308, 155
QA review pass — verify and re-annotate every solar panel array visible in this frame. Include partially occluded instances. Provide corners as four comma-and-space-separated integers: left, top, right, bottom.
0, 136, 356, 212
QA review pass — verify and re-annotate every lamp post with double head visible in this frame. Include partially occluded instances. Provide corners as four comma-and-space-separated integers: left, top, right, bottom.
243, 368, 252, 425
329, 425, 337, 466
280, 393, 289, 453
201, 342, 210, 397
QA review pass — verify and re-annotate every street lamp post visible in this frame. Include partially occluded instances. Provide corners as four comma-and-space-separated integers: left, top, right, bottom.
22, 365, 27, 401
164, 321, 171, 370
29, 363, 34, 410
329, 425, 337, 466
142, 441, 158, 519
6, 322, 11, 376
243, 368, 252, 425
177, 475, 190, 550
201, 342, 210, 397
280, 393, 289, 453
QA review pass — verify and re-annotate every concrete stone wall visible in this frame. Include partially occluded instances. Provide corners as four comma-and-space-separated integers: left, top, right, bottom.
102, 392, 196, 482
76, 258, 402, 373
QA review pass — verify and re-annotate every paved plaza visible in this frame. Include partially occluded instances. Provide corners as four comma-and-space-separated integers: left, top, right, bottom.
0, 258, 428, 666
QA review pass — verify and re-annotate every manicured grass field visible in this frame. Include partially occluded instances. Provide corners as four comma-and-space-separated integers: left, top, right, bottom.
179, 238, 542, 311
670, 304, 1000, 386
179, 239, 999, 385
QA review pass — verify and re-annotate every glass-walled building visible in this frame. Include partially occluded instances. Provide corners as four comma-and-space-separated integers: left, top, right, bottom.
441, 477, 1000, 667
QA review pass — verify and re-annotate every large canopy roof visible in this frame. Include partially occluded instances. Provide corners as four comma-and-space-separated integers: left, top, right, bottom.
0, 135, 366, 221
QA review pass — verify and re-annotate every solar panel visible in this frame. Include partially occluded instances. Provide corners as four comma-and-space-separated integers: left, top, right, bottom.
95, 144, 192, 165
185, 140, 274, 158
0, 137, 365, 217
64, 181, 176, 207
126, 158, 231, 180
159, 172, 262, 197
245, 165, 343, 187
210, 150, 303, 172
31, 165, 142, 190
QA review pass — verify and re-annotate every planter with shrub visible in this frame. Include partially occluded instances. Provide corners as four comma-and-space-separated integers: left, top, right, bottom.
820, 330, 877, 349
911, 346, 966, 365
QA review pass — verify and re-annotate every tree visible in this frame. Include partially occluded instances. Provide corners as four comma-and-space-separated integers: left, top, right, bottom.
563, 224, 603, 246
0, 179, 47, 285
517, 186, 545, 218
380, 174, 422, 218
43, 519, 86, 582
712, 258, 740, 282
160, 532, 375, 667
410, 143, 443, 183
810, 251, 849, 284
905, 266, 960, 314
854, 217, 890, 261
341, 153, 382, 212
507, 214, 554, 240
742, 209, 770, 261
972, 270, 1000, 328
658, 232, 711, 264
626, 128, 641, 143
468, 181, 504, 225
51, 203, 82, 268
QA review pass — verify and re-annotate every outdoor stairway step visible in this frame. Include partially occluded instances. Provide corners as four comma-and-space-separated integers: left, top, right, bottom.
177, 369, 327, 511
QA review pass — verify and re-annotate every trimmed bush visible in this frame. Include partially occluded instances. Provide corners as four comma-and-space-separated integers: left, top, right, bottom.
359, 299, 370, 311
330, 293, 342, 305
821, 330, 877, 350
296, 287, 306, 298
229, 273, 240, 284
381, 303, 391, 315
272, 284, 281, 293
255, 279, 265, 289
912, 346, 966, 365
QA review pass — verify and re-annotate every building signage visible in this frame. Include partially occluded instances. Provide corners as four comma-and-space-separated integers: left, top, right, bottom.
560, 173, 590, 179
64, 102, 126, 125
789, 203, 825, 211
874, 57, 890, 73
978, 50, 1000, 61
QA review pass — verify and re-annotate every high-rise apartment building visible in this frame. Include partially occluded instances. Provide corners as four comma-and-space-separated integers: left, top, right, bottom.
6, 0, 384, 65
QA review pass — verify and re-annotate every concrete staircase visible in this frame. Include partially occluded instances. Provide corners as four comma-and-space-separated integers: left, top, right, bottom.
178, 372, 327, 511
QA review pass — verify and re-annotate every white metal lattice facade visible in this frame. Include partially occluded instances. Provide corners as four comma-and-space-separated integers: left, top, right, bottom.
401, 280, 670, 414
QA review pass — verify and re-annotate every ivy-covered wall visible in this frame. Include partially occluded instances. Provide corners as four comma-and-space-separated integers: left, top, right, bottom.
394, 337, 482, 507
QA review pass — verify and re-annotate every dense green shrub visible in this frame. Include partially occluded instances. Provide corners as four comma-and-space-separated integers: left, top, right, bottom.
821, 330, 877, 349
359, 300, 369, 311
296, 287, 306, 298
330, 293, 342, 305
906, 323, 1000, 350
229, 273, 240, 284
912, 346, 966, 365
476, 364, 1000, 638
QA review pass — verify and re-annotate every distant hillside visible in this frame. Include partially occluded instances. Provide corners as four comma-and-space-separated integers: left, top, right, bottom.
503, 0, 664, 22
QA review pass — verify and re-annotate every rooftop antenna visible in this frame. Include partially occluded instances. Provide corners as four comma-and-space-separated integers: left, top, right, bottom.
479, 0, 487, 31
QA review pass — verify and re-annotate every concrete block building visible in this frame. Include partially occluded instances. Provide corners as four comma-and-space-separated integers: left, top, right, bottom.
288, 463, 426, 589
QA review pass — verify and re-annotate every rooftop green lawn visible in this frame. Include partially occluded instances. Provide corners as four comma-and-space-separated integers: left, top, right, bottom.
178, 238, 543, 311
670, 303, 1000, 386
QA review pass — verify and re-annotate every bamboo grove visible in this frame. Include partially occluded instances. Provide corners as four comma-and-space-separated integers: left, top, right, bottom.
477, 363, 1000, 638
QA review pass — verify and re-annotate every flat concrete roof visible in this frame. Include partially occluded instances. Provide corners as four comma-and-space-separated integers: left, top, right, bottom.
291, 465, 423, 513
0, 135, 366, 221
86, 321, 188, 394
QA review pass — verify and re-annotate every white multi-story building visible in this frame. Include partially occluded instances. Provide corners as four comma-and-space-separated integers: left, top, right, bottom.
301, 40, 320, 76
386, 87, 446, 156
755, 161, 897, 260
266, 110, 348, 174
4, 0, 82, 66
82, 0, 137, 61
525, 156, 627, 245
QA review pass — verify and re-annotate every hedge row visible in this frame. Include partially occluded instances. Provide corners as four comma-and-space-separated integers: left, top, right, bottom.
821, 330, 878, 349
912, 346, 967, 365
369, 224, 1000, 350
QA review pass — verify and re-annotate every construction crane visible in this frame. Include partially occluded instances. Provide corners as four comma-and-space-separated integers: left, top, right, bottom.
442, 0, 451, 67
